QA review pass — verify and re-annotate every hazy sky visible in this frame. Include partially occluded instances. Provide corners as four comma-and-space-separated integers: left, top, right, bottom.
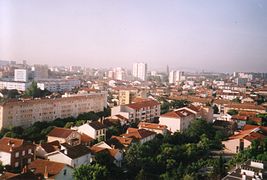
1, 0, 267, 72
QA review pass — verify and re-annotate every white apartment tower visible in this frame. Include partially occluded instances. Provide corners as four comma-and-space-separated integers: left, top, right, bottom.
169, 70, 184, 84
132, 62, 147, 81
14, 69, 28, 82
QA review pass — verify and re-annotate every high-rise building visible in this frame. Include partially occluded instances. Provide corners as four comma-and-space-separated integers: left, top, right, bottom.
169, 70, 184, 84
32, 64, 49, 80
132, 62, 147, 81
14, 69, 28, 82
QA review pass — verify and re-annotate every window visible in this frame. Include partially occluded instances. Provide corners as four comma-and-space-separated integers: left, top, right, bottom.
15, 162, 19, 167
22, 150, 25, 156
28, 158, 31, 163
63, 169, 67, 175
15, 152, 19, 158
28, 149, 32, 154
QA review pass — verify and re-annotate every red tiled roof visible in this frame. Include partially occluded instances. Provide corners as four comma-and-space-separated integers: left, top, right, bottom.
90, 146, 120, 158
138, 122, 167, 130
110, 136, 133, 146
160, 109, 195, 118
231, 115, 248, 121
243, 124, 267, 133
28, 159, 66, 178
0, 137, 24, 153
126, 100, 160, 110
169, 95, 212, 104
47, 127, 75, 139
81, 133, 94, 143
122, 128, 156, 140
225, 103, 265, 111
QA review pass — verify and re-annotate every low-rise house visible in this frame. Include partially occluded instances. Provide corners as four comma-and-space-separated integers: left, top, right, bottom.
0, 137, 35, 169
36, 141, 61, 159
47, 127, 81, 146
138, 122, 168, 135
106, 136, 134, 151
90, 141, 123, 167
47, 143, 91, 168
104, 114, 130, 126
159, 108, 196, 133
72, 121, 106, 141
27, 159, 74, 180
222, 159, 267, 180
111, 99, 160, 123
80, 133, 94, 146
121, 128, 156, 144
222, 125, 267, 154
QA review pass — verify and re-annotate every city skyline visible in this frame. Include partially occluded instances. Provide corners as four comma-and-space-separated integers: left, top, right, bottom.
1, 0, 267, 73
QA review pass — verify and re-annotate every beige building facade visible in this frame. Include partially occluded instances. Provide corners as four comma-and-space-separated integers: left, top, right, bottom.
0, 92, 107, 129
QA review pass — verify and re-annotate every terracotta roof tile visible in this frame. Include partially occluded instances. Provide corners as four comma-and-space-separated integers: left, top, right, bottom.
0, 137, 25, 153
122, 128, 156, 140
138, 122, 167, 130
126, 100, 160, 110
160, 109, 195, 118
47, 127, 75, 139
28, 159, 66, 178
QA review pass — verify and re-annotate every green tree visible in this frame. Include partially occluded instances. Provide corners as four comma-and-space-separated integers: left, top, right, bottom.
161, 101, 170, 114
95, 151, 112, 169
24, 81, 41, 98
73, 164, 108, 180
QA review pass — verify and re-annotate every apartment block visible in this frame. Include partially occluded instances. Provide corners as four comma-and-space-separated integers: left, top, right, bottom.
111, 99, 160, 123
0, 92, 107, 129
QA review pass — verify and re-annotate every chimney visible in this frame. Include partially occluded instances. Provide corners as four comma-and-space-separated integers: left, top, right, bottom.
44, 166, 48, 179
242, 172, 246, 180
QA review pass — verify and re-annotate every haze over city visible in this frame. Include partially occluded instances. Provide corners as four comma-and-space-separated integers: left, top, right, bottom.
1, 0, 267, 72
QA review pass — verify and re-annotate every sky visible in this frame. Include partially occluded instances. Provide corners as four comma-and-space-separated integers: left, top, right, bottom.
0, 0, 267, 72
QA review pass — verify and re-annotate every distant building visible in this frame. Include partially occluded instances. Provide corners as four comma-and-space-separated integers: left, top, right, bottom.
132, 62, 147, 81
169, 70, 184, 84
14, 69, 28, 82
118, 88, 147, 105
37, 79, 81, 93
0, 81, 31, 91
32, 64, 48, 80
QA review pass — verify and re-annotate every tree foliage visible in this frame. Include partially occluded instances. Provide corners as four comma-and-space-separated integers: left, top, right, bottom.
73, 163, 108, 180
24, 81, 51, 98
